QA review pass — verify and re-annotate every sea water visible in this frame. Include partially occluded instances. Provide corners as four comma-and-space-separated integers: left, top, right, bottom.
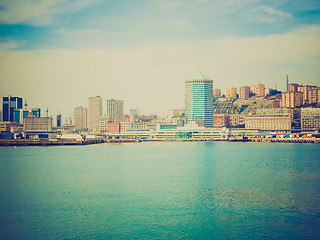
0, 142, 320, 239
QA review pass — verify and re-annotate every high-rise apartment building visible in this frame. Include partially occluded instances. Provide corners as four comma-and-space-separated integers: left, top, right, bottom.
185, 72, 213, 128
308, 88, 320, 104
287, 83, 318, 105
88, 96, 102, 132
252, 84, 265, 97
74, 106, 87, 130
225, 88, 237, 98
282, 92, 303, 108
2, 96, 23, 122
106, 99, 124, 122
239, 86, 250, 99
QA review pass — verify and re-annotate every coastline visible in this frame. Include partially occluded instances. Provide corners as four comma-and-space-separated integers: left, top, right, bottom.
1, 136, 319, 146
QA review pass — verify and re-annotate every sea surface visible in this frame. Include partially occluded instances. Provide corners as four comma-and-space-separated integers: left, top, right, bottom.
0, 142, 320, 239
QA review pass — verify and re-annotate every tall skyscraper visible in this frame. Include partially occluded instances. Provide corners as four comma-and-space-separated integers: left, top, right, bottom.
74, 106, 87, 130
281, 92, 303, 108
2, 96, 23, 122
106, 99, 124, 122
88, 96, 102, 132
185, 72, 213, 128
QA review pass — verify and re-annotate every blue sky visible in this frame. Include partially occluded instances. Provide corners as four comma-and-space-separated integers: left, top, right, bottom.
1, 0, 319, 48
1, 0, 320, 118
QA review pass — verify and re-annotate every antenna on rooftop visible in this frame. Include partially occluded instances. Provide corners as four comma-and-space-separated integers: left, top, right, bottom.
46, 107, 49, 117
24, 100, 28, 109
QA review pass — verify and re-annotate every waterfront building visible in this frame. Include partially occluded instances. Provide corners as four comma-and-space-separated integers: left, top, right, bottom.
213, 89, 221, 96
88, 96, 102, 132
185, 72, 214, 128
74, 106, 87, 131
239, 86, 250, 99
23, 112, 52, 132
225, 87, 237, 98
13, 108, 40, 124
230, 114, 246, 127
114, 123, 260, 141
2, 96, 23, 122
106, 99, 124, 122
245, 116, 291, 131
98, 116, 111, 134
107, 122, 121, 133
282, 92, 303, 108
213, 114, 230, 127
255, 108, 301, 130
301, 108, 320, 130
0, 121, 22, 133
120, 122, 147, 132
252, 84, 265, 97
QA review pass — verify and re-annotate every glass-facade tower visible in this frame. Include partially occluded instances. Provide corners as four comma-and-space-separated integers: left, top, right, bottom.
185, 72, 213, 128
2, 96, 23, 122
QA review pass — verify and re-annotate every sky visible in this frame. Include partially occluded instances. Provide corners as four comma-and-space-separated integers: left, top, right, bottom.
1, 0, 320, 121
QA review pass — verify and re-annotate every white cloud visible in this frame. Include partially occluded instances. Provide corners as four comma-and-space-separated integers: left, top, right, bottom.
246, 5, 293, 23
0, 0, 100, 25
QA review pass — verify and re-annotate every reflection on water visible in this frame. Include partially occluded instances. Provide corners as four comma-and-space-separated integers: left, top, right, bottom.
0, 142, 320, 239
202, 188, 320, 212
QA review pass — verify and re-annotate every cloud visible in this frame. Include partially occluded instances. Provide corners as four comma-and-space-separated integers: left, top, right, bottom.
0, 0, 100, 25
246, 5, 293, 23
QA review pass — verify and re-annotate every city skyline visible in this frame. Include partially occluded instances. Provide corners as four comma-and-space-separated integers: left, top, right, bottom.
0, 0, 319, 118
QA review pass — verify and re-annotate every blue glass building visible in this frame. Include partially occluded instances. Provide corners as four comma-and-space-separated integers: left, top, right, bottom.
13, 108, 41, 124
2, 96, 23, 122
